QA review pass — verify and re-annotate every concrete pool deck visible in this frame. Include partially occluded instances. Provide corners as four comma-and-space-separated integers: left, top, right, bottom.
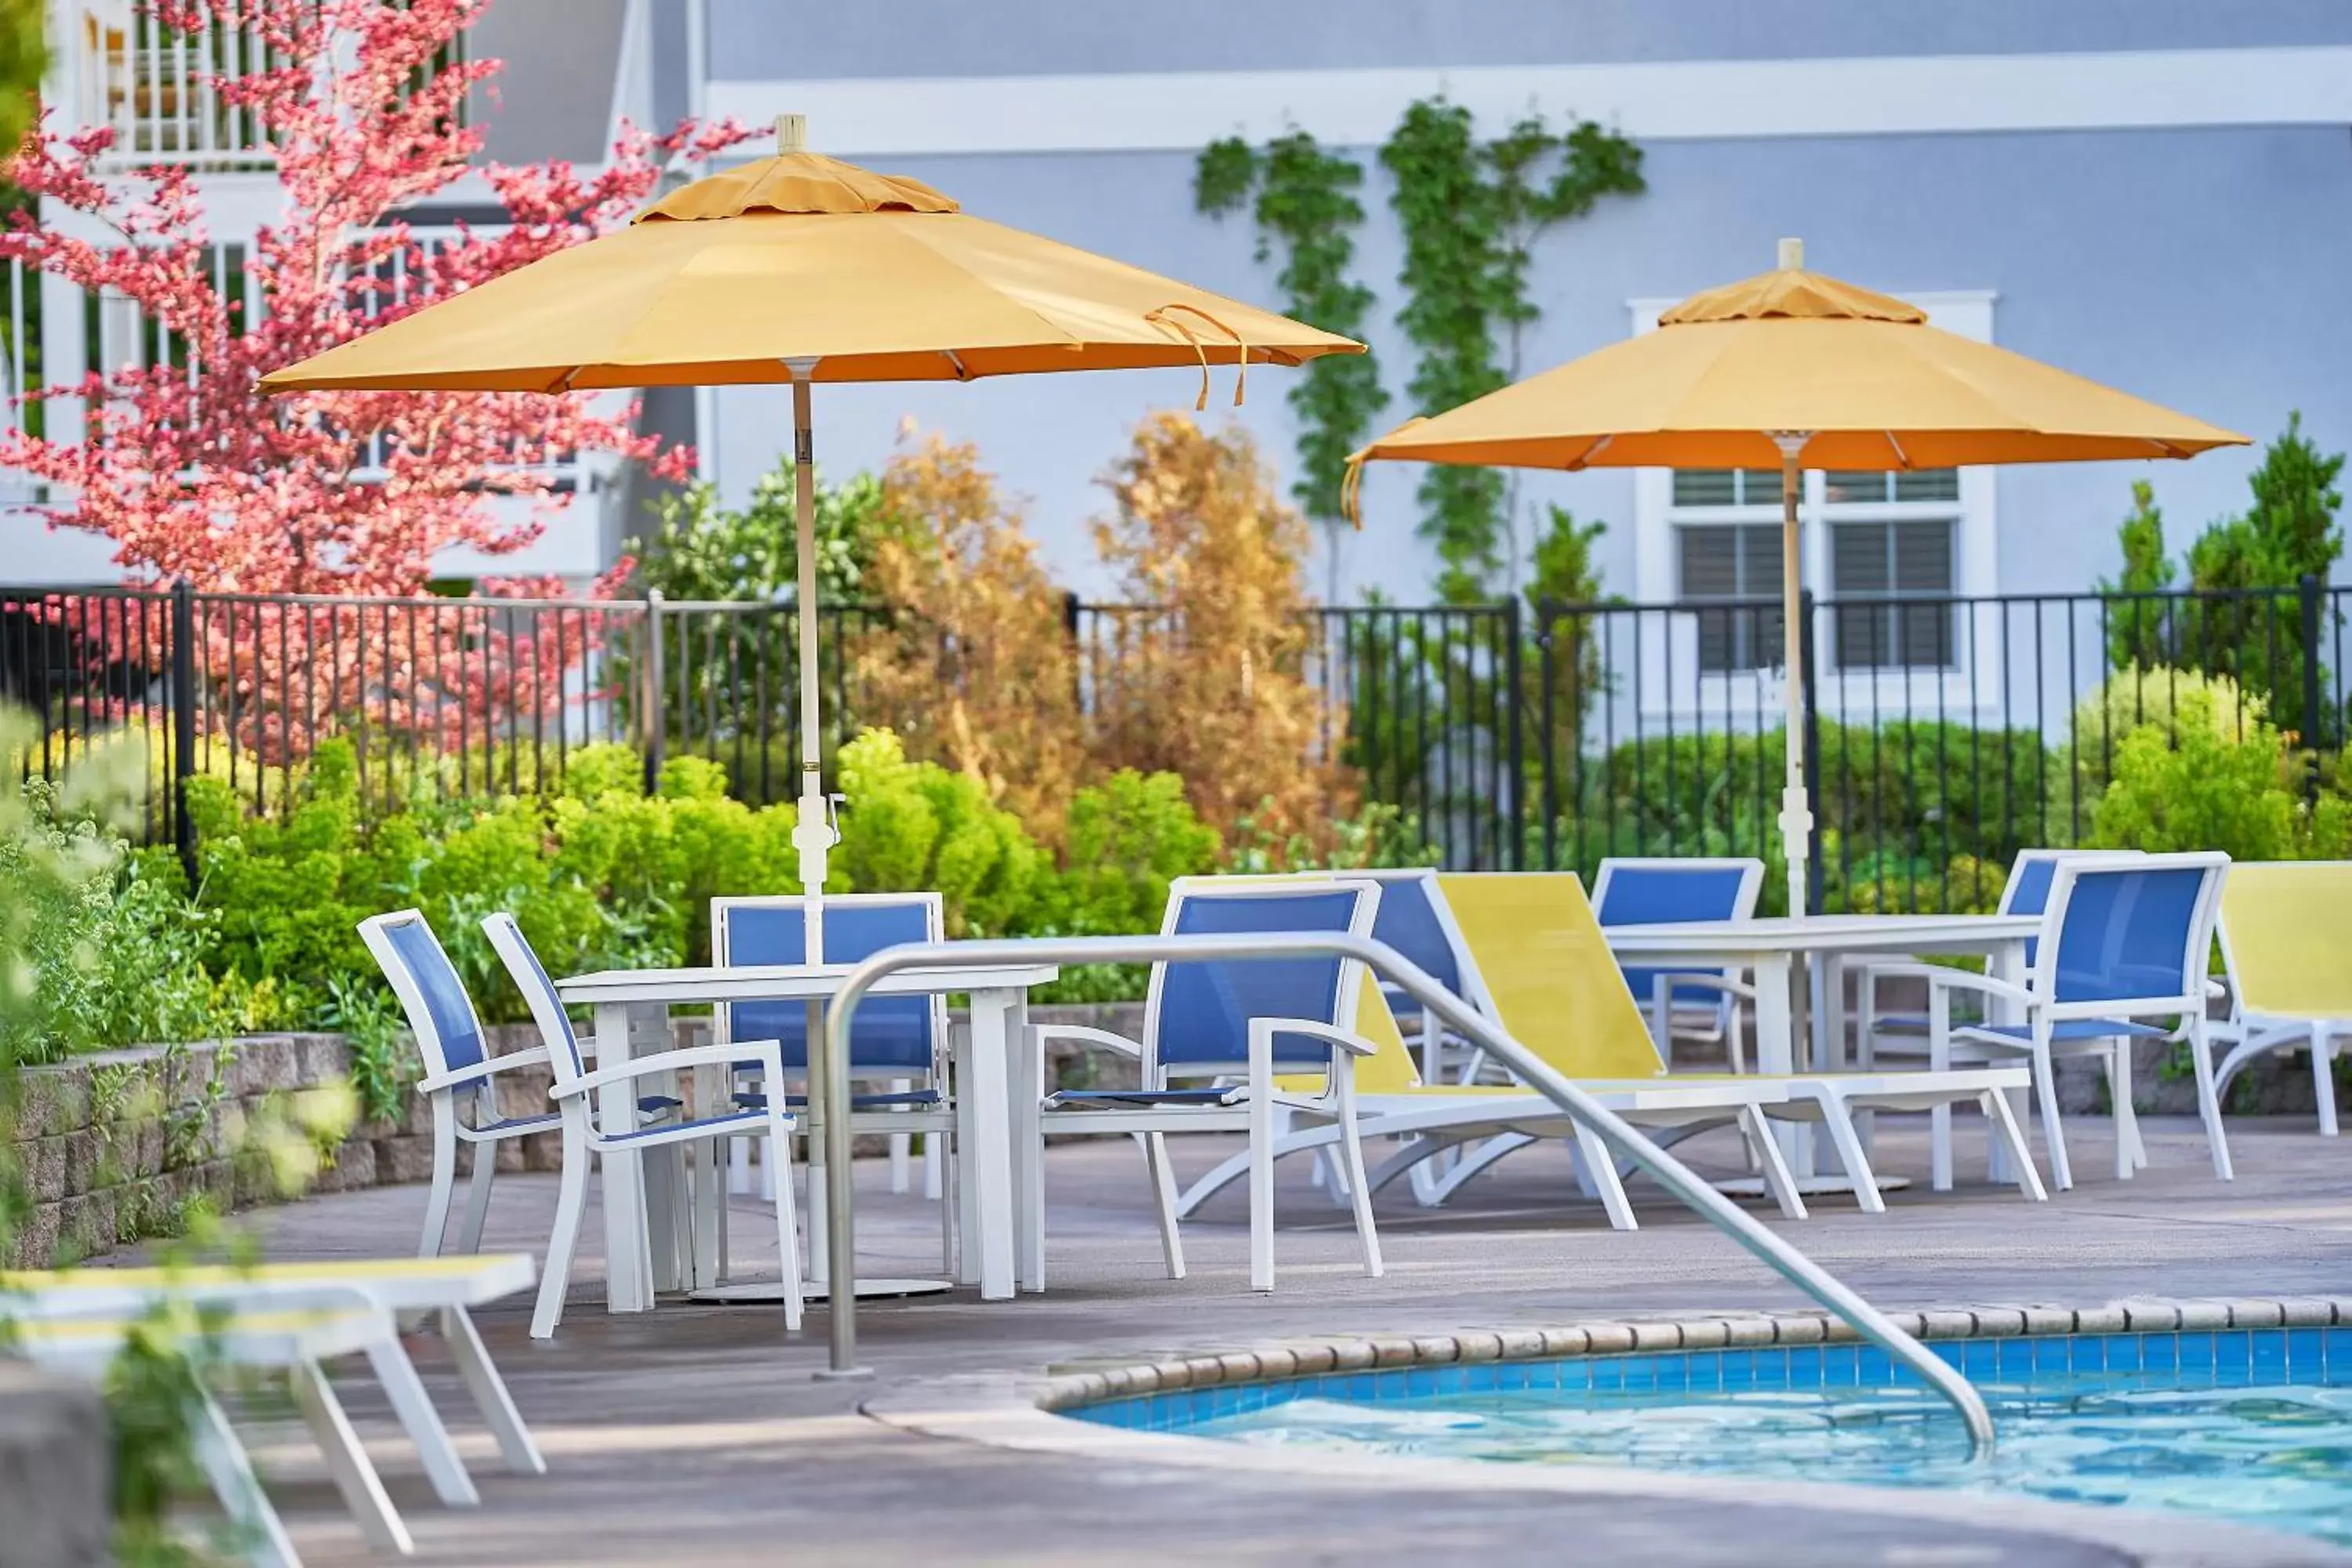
194, 1113, 2352, 1566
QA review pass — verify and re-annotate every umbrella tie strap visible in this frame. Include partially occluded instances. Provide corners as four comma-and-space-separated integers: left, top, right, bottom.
1341, 418, 1428, 525
1145, 303, 1248, 410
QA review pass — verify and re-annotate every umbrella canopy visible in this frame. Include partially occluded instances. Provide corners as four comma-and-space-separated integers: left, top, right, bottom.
260, 140, 1360, 395
1346, 239, 2245, 916
263, 117, 1363, 1370
1345, 252, 2245, 477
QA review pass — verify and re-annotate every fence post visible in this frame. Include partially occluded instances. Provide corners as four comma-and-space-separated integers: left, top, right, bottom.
1798, 589, 1824, 915
1503, 597, 1526, 869
1534, 597, 1559, 873
641, 589, 666, 795
169, 579, 198, 886
2301, 572, 2325, 805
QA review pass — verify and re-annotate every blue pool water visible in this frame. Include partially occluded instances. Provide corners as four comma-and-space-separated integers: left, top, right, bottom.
1073, 1328, 2352, 1544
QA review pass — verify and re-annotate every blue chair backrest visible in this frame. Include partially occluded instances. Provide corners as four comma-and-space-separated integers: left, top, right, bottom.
1367, 873, 1462, 1001
2006, 852, 2063, 967
377, 914, 488, 1074
485, 914, 589, 1079
2049, 862, 2212, 1007
1599, 862, 1755, 1011
1153, 886, 1365, 1070
721, 899, 937, 1073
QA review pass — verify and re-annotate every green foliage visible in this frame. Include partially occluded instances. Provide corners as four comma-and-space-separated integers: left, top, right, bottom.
1379, 100, 1643, 601
1195, 128, 1388, 592
631, 463, 888, 603
1528, 506, 1611, 775
2086, 689, 2297, 860
2100, 480, 2176, 671
2103, 416, 2346, 735
0, 0, 45, 158
833, 729, 1043, 938
1563, 720, 2061, 915
1022, 769, 1221, 1003
2069, 664, 2267, 799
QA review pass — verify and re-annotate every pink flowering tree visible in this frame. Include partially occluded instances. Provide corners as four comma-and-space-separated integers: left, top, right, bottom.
2, 0, 749, 757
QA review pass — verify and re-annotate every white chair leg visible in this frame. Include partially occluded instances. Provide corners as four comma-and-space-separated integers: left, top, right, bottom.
531, 1129, 591, 1341
2107, 1047, 2135, 1182
1139, 1131, 1186, 1279
456, 1136, 498, 1256
729, 1138, 751, 1196
1248, 1095, 1276, 1294
190, 1390, 301, 1568
758, 1136, 778, 1202
419, 1099, 458, 1258
641, 1145, 679, 1292
1928, 991, 1955, 1192
439, 1305, 545, 1475
1334, 1083, 1383, 1278
888, 1080, 913, 1193
289, 1359, 414, 1555
924, 1126, 946, 1200
767, 1128, 805, 1332
1743, 1106, 1813, 1219
1572, 1123, 1639, 1231
2033, 1036, 2074, 1192
362, 1336, 477, 1508
1981, 1089, 2048, 1202
2185, 1017, 2234, 1180
2314, 1025, 2339, 1138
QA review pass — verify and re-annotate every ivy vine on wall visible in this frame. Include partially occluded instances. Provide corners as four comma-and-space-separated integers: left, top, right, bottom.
1381, 103, 1644, 603
1195, 103, 1642, 607
1196, 129, 1388, 601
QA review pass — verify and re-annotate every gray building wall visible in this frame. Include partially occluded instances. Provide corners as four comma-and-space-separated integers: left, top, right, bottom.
706, 119, 2352, 603
466, 0, 627, 166
710, 0, 2352, 78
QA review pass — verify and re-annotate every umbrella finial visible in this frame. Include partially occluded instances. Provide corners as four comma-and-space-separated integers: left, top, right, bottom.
1777, 237, 1804, 271
776, 113, 807, 154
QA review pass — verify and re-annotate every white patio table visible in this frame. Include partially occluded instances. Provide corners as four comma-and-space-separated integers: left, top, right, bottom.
1602, 913, 2042, 1185
554, 961, 1058, 1312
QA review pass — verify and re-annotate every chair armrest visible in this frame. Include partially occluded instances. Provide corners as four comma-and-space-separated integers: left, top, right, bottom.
1646, 972, 1756, 1001
1250, 1017, 1377, 1058
1926, 969, 2037, 1010
1033, 1024, 1145, 1059
416, 1046, 551, 1098
551, 1040, 786, 1100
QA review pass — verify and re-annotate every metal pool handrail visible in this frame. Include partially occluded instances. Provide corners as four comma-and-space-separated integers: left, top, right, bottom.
816, 933, 1995, 1455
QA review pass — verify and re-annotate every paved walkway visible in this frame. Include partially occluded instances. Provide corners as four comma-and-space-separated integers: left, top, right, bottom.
201, 1115, 2351, 1566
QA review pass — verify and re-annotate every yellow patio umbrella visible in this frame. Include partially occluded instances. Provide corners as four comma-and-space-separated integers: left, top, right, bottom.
263, 115, 1362, 1363
1345, 238, 2245, 913
264, 113, 1359, 912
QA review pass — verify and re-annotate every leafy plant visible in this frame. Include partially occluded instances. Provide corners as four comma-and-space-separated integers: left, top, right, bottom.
1379, 100, 1644, 601
2087, 688, 2298, 861
1089, 414, 1345, 848
1196, 128, 1388, 598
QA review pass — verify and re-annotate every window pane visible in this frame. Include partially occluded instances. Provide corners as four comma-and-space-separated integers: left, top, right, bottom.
1671, 468, 1784, 506
1822, 470, 1889, 505
1679, 524, 1784, 673
1830, 520, 1954, 669
1893, 468, 1960, 503
1672, 470, 1737, 506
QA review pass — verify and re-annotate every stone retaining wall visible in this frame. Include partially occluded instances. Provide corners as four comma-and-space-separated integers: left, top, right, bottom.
5, 1005, 1145, 1269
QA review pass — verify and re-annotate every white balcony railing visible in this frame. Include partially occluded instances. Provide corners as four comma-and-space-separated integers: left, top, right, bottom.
60, 2, 468, 172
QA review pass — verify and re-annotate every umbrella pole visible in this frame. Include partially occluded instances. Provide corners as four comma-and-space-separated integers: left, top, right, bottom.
1772, 434, 1813, 918
782, 359, 866, 1377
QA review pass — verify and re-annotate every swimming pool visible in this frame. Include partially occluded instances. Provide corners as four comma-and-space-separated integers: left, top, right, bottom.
1069, 1322, 2352, 1545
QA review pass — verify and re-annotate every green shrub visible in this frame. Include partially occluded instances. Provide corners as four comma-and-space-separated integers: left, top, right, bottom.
2070, 665, 2267, 800
2087, 689, 2298, 860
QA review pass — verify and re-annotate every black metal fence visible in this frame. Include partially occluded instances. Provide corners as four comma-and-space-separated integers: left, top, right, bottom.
6, 579, 2346, 907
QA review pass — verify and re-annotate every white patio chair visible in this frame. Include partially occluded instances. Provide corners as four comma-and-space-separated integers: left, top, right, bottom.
1032, 878, 1390, 1292
1592, 856, 1764, 1070
359, 909, 688, 1261
479, 913, 805, 1338
1923, 851, 2233, 1191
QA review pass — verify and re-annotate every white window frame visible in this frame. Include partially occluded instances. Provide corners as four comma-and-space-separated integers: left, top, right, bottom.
1628, 289, 2000, 722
